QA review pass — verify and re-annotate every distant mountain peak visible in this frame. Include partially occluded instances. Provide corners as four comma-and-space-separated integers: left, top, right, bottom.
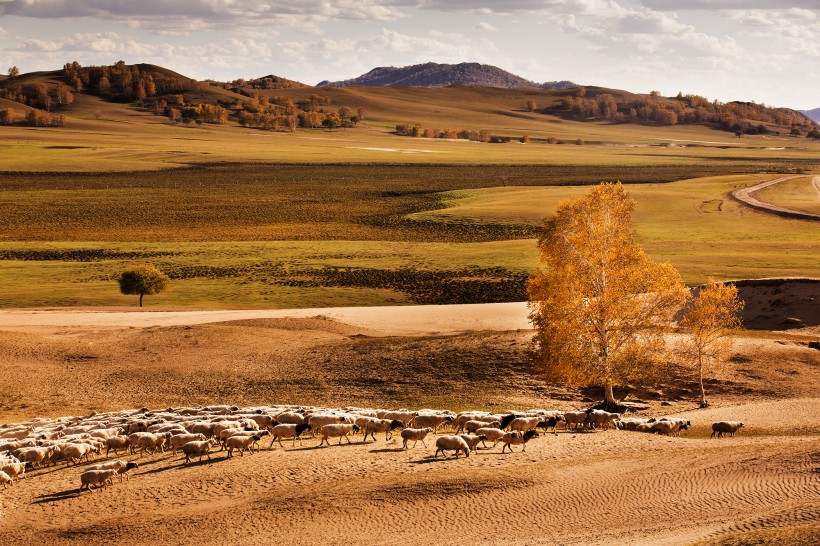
317, 62, 576, 90
801, 107, 820, 122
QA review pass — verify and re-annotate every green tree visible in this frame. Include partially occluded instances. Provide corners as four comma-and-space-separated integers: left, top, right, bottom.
528, 182, 688, 407
680, 279, 744, 407
118, 265, 169, 307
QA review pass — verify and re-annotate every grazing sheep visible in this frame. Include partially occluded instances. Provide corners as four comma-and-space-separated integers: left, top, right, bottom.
136, 433, 170, 457
464, 420, 500, 434
89, 428, 124, 440
0, 470, 13, 488
458, 434, 488, 452
434, 435, 470, 458
182, 439, 217, 463
269, 424, 312, 449
563, 411, 592, 430
711, 421, 744, 439
318, 424, 360, 446
539, 417, 563, 435
635, 423, 654, 433
614, 418, 655, 431
378, 411, 418, 426
501, 430, 539, 453
60, 443, 96, 465
225, 435, 261, 458
79, 469, 118, 492
104, 436, 131, 457
275, 412, 307, 425
1, 462, 25, 482
308, 415, 349, 435
649, 421, 688, 436
85, 460, 139, 481
187, 422, 218, 438
475, 427, 506, 448
408, 414, 454, 432
362, 419, 403, 442
400, 428, 434, 449
169, 433, 207, 454
0, 427, 33, 440
454, 412, 490, 433
508, 417, 545, 434
585, 410, 621, 430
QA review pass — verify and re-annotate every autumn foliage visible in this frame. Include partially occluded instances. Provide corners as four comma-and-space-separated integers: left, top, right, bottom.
528, 182, 689, 406
680, 280, 744, 407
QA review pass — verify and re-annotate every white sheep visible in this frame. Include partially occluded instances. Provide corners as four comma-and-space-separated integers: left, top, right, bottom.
434, 435, 470, 458
79, 469, 118, 492
169, 433, 207, 454
585, 410, 621, 430
0, 470, 13, 488
1, 462, 25, 482
711, 421, 744, 438
308, 414, 349, 433
136, 433, 170, 457
458, 434, 487, 452
378, 411, 418, 426
362, 419, 403, 442
562, 411, 591, 430
275, 412, 307, 425
85, 460, 139, 481
60, 443, 97, 465
318, 424, 360, 446
225, 434, 261, 457
507, 417, 544, 433
408, 414, 454, 432
182, 439, 217, 463
104, 436, 131, 457
269, 424, 312, 449
400, 427, 433, 449
475, 427, 506, 448
501, 430, 538, 453
464, 419, 500, 434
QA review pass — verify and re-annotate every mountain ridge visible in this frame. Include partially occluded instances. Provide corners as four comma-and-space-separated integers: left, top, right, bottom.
317, 62, 577, 90
801, 107, 820, 122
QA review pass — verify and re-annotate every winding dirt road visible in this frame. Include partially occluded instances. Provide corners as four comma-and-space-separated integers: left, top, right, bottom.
731, 175, 820, 221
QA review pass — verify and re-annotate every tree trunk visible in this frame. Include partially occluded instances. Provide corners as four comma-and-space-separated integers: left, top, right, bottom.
139, 293, 143, 307
698, 354, 708, 407
604, 383, 616, 409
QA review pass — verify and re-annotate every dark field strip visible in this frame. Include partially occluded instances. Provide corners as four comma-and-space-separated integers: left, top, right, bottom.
0, 249, 177, 261
0, 162, 812, 243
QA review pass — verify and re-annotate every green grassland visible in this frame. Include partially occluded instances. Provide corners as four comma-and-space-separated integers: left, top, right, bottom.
0, 165, 817, 308
753, 175, 820, 215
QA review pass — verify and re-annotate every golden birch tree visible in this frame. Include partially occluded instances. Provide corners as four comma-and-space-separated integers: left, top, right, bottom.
528, 182, 688, 407
680, 279, 744, 407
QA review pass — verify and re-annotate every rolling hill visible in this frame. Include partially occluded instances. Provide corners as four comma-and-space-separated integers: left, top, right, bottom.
317, 62, 577, 89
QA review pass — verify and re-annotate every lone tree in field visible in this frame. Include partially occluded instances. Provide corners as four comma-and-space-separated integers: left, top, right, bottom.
680, 279, 744, 408
118, 265, 169, 307
528, 182, 688, 408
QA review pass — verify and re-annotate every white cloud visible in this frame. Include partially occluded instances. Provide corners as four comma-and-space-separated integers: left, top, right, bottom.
0, 1, 406, 31
476, 21, 497, 31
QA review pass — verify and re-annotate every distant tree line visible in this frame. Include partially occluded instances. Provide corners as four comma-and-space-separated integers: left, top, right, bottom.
556, 88, 815, 134
63, 60, 197, 102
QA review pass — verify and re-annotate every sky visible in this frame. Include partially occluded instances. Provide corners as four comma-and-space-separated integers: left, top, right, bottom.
1, 1, 818, 109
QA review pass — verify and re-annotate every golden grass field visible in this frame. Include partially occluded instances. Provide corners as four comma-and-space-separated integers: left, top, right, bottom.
1, 73, 819, 544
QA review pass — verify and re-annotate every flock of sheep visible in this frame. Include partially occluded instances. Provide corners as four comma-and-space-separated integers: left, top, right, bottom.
0, 404, 745, 492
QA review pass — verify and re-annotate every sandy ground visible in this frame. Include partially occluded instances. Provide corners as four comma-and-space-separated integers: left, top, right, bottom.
1, 281, 819, 545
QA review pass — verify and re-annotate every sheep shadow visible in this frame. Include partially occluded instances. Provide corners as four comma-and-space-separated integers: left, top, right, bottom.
139, 456, 223, 474
368, 448, 406, 453
408, 456, 468, 465
32, 488, 83, 504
